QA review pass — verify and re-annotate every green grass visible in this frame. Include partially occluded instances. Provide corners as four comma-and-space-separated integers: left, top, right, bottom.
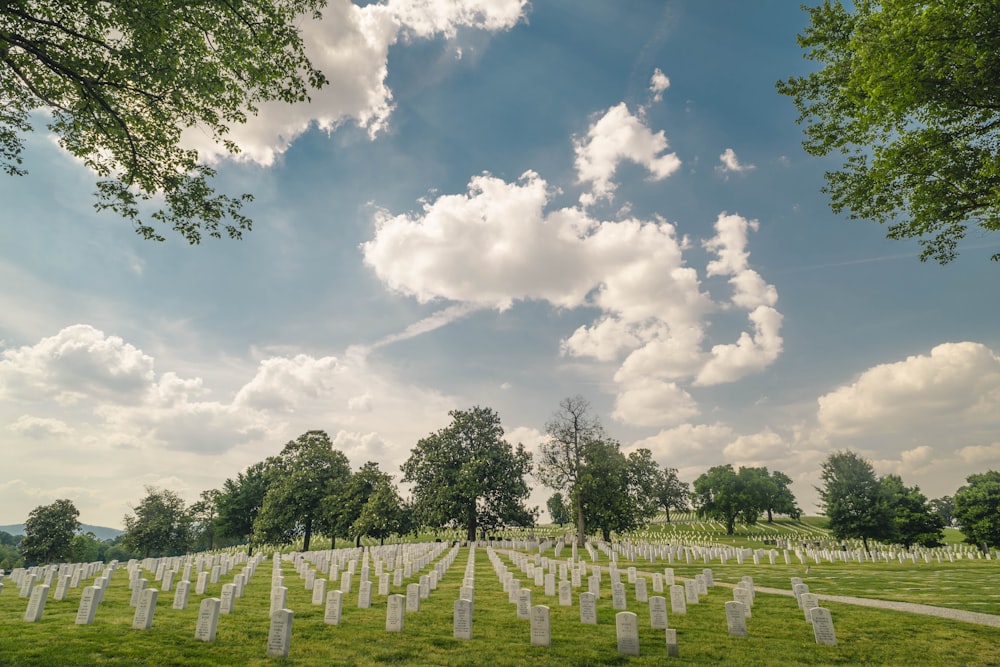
2, 544, 999, 666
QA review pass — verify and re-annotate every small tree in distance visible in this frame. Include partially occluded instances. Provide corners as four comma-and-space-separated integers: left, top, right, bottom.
547, 493, 571, 526
20, 499, 80, 564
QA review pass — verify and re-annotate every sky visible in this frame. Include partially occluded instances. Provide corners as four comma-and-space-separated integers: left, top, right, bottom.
2, 0, 999, 530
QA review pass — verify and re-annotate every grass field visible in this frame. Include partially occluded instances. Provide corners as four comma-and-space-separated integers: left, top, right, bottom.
1, 524, 998, 666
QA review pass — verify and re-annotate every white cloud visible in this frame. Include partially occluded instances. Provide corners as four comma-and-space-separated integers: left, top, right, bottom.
716, 147, 755, 175
7, 415, 72, 438
957, 442, 1000, 465
649, 68, 670, 103
722, 429, 790, 461
611, 379, 698, 427
185, 0, 527, 166
234, 354, 345, 412
817, 342, 1000, 437
574, 103, 681, 203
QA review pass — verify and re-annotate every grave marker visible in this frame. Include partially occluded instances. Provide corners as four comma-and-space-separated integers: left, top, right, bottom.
75, 585, 99, 625
132, 588, 158, 629
649, 595, 668, 629
616, 611, 640, 656
580, 591, 597, 625
517, 588, 532, 619
725, 600, 748, 636
266, 609, 293, 658
195, 597, 221, 642
324, 590, 343, 625
453, 598, 473, 640
312, 578, 327, 605
530, 605, 551, 647
386, 594, 405, 632
669, 585, 686, 615
220, 583, 235, 614
23, 583, 49, 622
173, 580, 191, 610
665, 628, 679, 657
810, 607, 837, 646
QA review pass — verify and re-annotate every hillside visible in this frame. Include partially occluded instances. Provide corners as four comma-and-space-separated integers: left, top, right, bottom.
0, 524, 123, 541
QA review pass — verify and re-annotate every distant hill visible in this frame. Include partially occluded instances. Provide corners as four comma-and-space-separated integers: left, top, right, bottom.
0, 524, 123, 541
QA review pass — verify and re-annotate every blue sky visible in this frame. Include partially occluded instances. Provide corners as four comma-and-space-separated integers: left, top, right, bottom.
2, 0, 998, 528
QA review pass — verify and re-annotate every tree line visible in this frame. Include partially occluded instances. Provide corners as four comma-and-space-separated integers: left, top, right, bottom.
10, 397, 1000, 565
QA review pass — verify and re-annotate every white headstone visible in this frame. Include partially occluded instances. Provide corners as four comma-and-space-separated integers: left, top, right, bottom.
266, 609, 293, 658
580, 591, 597, 625
220, 583, 236, 614
312, 578, 327, 605
53, 574, 70, 601
669, 585, 686, 614
130, 578, 147, 607
558, 580, 572, 606
132, 588, 158, 629
173, 579, 190, 610
75, 585, 99, 625
530, 605, 551, 647
324, 590, 343, 625
801, 593, 820, 621
635, 577, 648, 603
453, 598, 473, 640
358, 580, 372, 609
612, 582, 627, 610
665, 628, 679, 657
649, 595, 668, 630
386, 594, 405, 632
725, 600, 748, 636
517, 588, 532, 619
684, 580, 699, 604
811, 607, 837, 646
23, 583, 49, 622
195, 597, 221, 642
616, 611, 640, 656
406, 583, 421, 612
195, 571, 209, 595
270, 586, 288, 616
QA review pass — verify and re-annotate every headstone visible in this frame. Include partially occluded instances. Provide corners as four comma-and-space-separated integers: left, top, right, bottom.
23, 583, 49, 622
635, 577, 648, 603
173, 579, 191, 610
132, 588, 158, 629
793, 582, 809, 606
130, 578, 147, 607
580, 591, 597, 625
725, 600, 748, 636
75, 585, 99, 625
195, 597, 221, 642
270, 586, 288, 615
612, 582, 627, 610
734, 586, 753, 617
684, 580, 699, 604
358, 580, 372, 609
324, 589, 343, 625
406, 583, 421, 612
800, 593, 820, 621
665, 628, 680, 657
386, 594, 405, 632
53, 574, 70, 601
649, 595, 668, 629
524, 604, 549, 647
558, 580, 572, 606
811, 607, 837, 646
544, 573, 556, 597
454, 598, 473, 640
162, 570, 174, 593
588, 575, 601, 599
517, 588, 532, 619
266, 609, 293, 658
220, 583, 235, 614
312, 578, 327, 605
196, 571, 209, 595
652, 573, 663, 593
379, 573, 390, 596
669, 585, 686, 614
616, 611, 640, 656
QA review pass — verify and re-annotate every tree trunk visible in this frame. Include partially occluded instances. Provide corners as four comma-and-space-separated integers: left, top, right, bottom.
330, 535, 336, 550
726, 515, 735, 535
355, 533, 361, 547
466, 509, 477, 543
665, 507, 671, 523
303, 516, 313, 552
574, 491, 586, 547
767, 508, 774, 523
601, 526, 611, 542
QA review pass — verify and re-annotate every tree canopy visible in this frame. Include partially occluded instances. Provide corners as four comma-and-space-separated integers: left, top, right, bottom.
655, 466, 690, 523
880, 474, 944, 548
546, 492, 571, 526
692, 465, 767, 535
254, 430, 351, 552
1, 0, 326, 242
777, 0, 1000, 263
954, 470, 1000, 550
122, 486, 192, 558
817, 450, 893, 550
402, 406, 535, 542
19, 498, 79, 564
215, 460, 272, 554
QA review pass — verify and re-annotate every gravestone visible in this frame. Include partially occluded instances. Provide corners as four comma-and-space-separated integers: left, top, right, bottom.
616, 611, 640, 656
130, 578, 147, 607
173, 580, 191, 610
635, 577, 648, 603
652, 573, 663, 593
810, 607, 837, 646
612, 582, 627, 610
195, 597, 221, 642
312, 578, 327, 605
588, 575, 601, 599
270, 586, 288, 616
419, 575, 430, 599
517, 588, 532, 619
793, 582, 809, 606
544, 573, 556, 597
725, 600, 748, 636
340, 571, 352, 594
266, 609, 293, 658
665, 628, 679, 657
379, 573, 389, 596
800, 593, 820, 621
530, 605, 551, 647
23, 583, 49, 622
220, 583, 235, 614
406, 583, 421, 612
649, 595, 668, 629
358, 580, 372, 609
196, 571, 209, 595
162, 570, 174, 593
684, 580, 699, 604
132, 588, 158, 629
558, 580, 572, 606
454, 598, 473, 640
734, 586, 753, 617
386, 594, 405, 632
580, 591, 597, 625
664, 568, 675, 586
669, 585, 686, 614
324, 590, 343, 625
53, 574, 70, 601
76, 585, 99, 625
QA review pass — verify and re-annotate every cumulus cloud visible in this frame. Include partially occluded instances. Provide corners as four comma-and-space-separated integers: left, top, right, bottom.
817, 342, 1000, 437
957, 442, 1000, 465
649, 68, 670, 103
185, 0, 528, 165
8, 415, 72, 438
574, 102, 681, 203
363, 163, 780, 429
716, 148, 755, 176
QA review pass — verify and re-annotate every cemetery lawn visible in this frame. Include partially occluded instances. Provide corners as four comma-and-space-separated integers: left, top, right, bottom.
2, 546, 999, 666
